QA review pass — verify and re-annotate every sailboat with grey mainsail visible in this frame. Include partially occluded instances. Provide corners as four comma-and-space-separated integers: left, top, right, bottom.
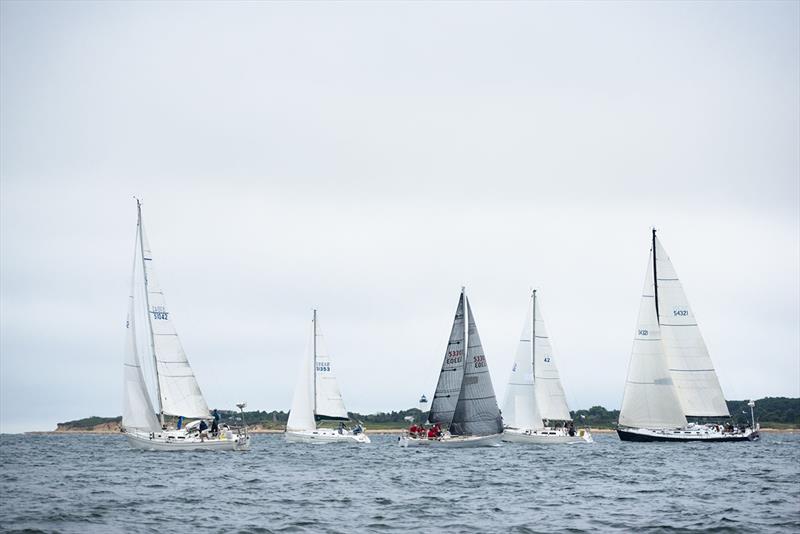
399, 288, 503, 448
502, 290, 592, 444
122, 199, 250, 451
617, 229, 759, 442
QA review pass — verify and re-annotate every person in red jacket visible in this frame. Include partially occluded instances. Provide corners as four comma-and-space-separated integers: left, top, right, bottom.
427, 426, 438, 439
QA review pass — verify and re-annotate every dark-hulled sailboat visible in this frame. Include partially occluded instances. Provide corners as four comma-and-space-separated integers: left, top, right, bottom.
617, 230, 759, 442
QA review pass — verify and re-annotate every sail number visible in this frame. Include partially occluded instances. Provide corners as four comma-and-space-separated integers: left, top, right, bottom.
543, 356, 551, 363
151, 306, 169, 320
638, 329, 648, 336
446, 350, 463, 365
316, 361, 331, 372
673, 309, 689, 317
473, 355, 487, 368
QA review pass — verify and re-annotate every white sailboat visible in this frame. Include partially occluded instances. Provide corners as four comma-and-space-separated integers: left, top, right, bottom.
617, 229, 759, 442
285, 310, 370, 444
502, 290, 592, 444
399, 288, 503, 448
122, 200, 250, 451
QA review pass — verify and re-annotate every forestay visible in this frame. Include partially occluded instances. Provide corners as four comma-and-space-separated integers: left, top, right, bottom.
312, 316, 349, 421
654, 237, 729, 418
140, 224, 210, 419
532, 294, 572, 422
501, 299, 543, 430
428, 292, 467, 428
451, 297, 503, 436
619, 252, 688, 429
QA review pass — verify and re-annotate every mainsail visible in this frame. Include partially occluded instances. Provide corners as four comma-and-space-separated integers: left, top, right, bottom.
139, 221, 210, 419
619, 248, 688, 429
450, 297, 503, 436
532, 293, 572, 421
654, 237, 729, 418
501, 297, 543, 430
312, 313, 349, 421
428, 292, 467, 428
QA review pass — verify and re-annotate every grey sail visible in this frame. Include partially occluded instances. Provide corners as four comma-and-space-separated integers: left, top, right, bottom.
450, 297, 503, 436
428, 292, 467, 428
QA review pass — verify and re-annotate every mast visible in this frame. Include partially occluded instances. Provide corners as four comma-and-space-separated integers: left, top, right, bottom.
312, 309, 317, 417
652, 228, 660, 324
459, 286, 467, 433
531, 289, 536, 384
137, 199, 165, 428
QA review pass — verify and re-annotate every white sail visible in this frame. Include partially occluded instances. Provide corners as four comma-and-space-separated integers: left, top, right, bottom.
312, 314, 349, 420
122, 287, 161, 433
619, 252, 688, 429
654, 237, 729, 418
287, 320, 316, 431
502, 298, 543, 430
140, 224, 210, 419
532, 293, 572, 421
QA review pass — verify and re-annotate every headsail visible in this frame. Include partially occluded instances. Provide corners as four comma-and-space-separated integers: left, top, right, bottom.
287, 319, 316, 431
428, 291, 467, 428
312, 313, 349, 421
654, 236, 729, 418
139, 220, 210, 419
122, 267, 161, 433
619, 250, 687, 429
451, 296, 503, 436
532, 293, 572, 421
502, 295, 543, 430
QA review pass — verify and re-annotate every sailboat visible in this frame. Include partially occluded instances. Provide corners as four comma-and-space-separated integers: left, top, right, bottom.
502, 290, 592, 444
399, 288, 503, 448
285, 310, 370, 444
122, 200, 250, 451
617, 229, 759, 442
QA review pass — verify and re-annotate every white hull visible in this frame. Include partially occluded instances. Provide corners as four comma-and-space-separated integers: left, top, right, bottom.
285, 428, 371, 444
125, 430, 250, 451
398, 433, 502, 448
502, 427, 593, 444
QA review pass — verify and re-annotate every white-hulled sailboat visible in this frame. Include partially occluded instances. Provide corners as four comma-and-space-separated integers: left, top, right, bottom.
399, 288, 503, 448
123, 200, 250, 451
617, 229, 759, 442
285, 310, 370, 444
502, 290, 592, 444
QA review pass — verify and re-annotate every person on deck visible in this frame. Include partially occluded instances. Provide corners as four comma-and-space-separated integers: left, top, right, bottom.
199, 420, 209, 442
427, 426, 437, 439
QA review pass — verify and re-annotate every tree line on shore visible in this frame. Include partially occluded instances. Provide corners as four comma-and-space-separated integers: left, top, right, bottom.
56, 397, 799, 431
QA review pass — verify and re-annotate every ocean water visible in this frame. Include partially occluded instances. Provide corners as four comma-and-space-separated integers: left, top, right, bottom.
0, 432, 798, 533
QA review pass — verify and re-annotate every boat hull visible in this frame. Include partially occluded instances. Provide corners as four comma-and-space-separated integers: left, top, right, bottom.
285, 429, 371, 444
617, 427, 759, 443
125, 431, 250, 451
398, 433, 502, 448
502, 428, 593, 444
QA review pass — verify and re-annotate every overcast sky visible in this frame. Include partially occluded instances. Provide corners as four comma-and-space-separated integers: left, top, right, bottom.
1, 1, 798, 433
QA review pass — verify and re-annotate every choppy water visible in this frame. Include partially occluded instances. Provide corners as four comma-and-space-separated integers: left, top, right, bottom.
1, 432, 798, 533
